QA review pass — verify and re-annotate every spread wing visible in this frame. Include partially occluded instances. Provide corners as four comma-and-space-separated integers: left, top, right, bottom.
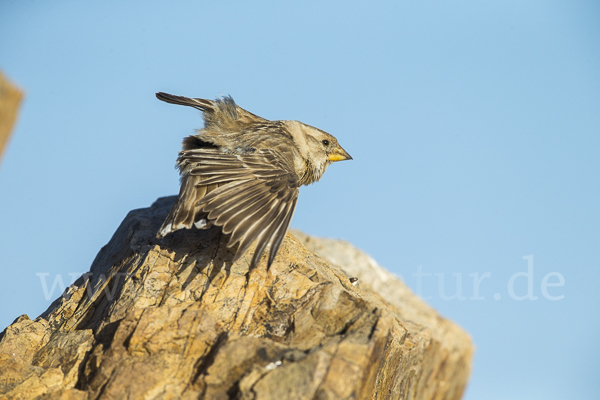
181, 148, 300, 269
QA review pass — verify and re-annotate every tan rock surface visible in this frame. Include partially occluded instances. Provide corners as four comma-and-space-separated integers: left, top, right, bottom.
0, 71, 23, 165
0, 196, 473, 399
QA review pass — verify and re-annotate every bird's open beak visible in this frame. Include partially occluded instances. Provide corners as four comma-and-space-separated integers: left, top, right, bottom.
328, 146, 353, 162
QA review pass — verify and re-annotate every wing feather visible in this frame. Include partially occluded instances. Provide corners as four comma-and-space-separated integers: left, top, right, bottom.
195, 179, 254, 205
250, 193, 297, 268
199, 180, 262, 212
214, 193, 273, 234
266, 196, 298, 267
226, 191, 282, 246
166, 147, 299, 268
233, 200, 286, 262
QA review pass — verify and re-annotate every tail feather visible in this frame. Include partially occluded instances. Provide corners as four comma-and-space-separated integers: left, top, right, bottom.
156, 92, 268, 132
155, 92, 214, 113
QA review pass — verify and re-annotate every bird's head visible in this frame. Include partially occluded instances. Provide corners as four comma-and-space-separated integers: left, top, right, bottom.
285, 120, 352, 183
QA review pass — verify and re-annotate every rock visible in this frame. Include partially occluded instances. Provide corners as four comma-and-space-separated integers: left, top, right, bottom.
0, 197, 473, 399
0, 71, 23, 164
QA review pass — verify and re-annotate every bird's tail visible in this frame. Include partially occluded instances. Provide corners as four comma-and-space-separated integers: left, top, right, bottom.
155, 92, 267, 132
155, 92, 215, 113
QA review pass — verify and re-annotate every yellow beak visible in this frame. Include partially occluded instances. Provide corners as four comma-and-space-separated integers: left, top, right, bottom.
328, 146, 353, 162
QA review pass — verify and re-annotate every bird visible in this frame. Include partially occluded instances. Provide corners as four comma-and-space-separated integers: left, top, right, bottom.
156, 92, 352, 269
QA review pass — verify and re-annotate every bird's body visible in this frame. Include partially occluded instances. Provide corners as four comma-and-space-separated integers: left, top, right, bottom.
157, 92, 351, 268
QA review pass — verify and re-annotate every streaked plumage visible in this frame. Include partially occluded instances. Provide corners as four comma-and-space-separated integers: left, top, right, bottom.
157, 92, 351, 268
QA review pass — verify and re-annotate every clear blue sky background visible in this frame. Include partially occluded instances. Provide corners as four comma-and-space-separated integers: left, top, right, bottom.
1, 1, 599, 399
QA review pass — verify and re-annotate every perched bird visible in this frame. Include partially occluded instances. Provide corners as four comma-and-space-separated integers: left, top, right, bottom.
156, 92, 352, 269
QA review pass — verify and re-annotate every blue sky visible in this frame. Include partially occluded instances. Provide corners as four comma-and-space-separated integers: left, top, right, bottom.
1, 1, 599, 398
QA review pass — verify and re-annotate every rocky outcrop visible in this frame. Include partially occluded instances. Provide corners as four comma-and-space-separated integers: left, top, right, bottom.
0, 197, 473, 399
0, 71, 23, 164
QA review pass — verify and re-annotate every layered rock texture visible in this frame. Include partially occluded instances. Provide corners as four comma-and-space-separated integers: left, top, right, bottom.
0, 197, 473, 399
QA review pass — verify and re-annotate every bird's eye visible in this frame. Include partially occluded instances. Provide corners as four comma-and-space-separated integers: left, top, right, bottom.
322, 140, 329, 146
